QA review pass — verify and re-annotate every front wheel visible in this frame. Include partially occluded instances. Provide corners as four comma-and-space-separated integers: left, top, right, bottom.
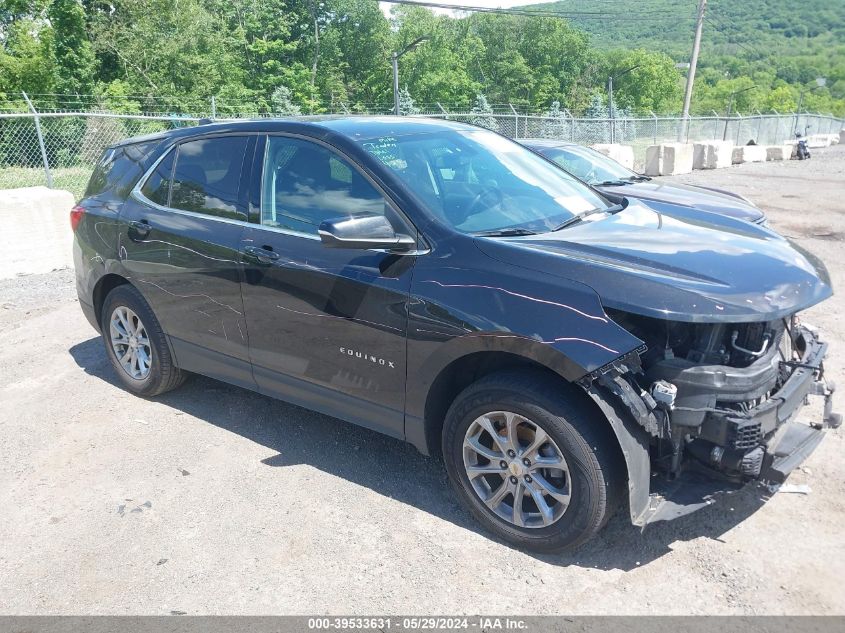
442, 371, 623, 552
101, 284, 186, 397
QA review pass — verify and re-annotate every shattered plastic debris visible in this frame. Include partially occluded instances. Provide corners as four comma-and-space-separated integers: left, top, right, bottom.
768, 483, 812, 495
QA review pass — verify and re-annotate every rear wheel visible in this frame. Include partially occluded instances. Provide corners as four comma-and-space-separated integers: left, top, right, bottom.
442, 371, 623, 552
101, 285, 186, 397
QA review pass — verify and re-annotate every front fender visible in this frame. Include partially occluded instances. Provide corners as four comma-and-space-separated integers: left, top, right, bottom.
584, 384, 653, 526
404, 249, 645, 452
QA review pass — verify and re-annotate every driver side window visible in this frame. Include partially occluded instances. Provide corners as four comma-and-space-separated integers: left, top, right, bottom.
261, 137, 389, 236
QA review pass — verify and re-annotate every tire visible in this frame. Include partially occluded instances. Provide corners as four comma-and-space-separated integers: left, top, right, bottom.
442, 370, 623, 552
100, 284, 186, 397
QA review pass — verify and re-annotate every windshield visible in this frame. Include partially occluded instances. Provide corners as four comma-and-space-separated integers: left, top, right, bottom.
359, 129, 610, 234
535, 145, 636, 185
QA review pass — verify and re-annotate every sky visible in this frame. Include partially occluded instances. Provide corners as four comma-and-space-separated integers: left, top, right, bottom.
378, 0, 559, 18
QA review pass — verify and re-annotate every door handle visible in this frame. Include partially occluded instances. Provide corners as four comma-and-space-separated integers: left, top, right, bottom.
128, 220, 151, 238
243, 245, 280, 264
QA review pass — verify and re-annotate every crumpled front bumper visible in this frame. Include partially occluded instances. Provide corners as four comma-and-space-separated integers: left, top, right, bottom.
642, 325, 839, 525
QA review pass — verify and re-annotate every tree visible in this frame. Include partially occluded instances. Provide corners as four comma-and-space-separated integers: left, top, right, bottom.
397, 86, 419, 116
88, 0, 246, 110
470, 93, 498, 131
1, 0, 843, 117
602, 49, 682, 114
48, 0, 95, 99
270, 85, 302, 116
0, 15, 57, 99
584, 93, 608, 118
542, 101, 568, 138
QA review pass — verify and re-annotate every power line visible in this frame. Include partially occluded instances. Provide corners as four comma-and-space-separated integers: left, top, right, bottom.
703, 12, 763, 58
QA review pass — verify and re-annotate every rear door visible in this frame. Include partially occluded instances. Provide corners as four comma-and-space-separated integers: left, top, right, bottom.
239, 134, 419, 438
118, 133, 257, 389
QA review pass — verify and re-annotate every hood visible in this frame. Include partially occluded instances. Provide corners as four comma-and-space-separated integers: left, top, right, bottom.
596, 180, 766, 223
475, 200, 831, 323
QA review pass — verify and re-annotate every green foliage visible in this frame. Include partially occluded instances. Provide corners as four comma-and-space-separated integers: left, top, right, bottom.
270, 86, 302, 116
0, 0, 840, 117
603, 49, 683, 113
534, 0, 845, 116
48, 0, 95, 97
470, 93, 498, 131
397, 87, 419, 116
584, 94, 608, 118
542, 100, 568, 137
0, 12, 57, 97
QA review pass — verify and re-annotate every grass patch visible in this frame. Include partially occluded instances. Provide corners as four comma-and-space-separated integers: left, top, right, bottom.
0, 165, 92, 200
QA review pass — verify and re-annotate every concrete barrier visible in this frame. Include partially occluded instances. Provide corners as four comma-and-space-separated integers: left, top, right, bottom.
731, 145, 767, 164
765, 144, 793, 161
693, 141, 733, 170
589, 143, 635, 170
0, 187, 75, 280
806, 134, 837, 148
644, 143, 694, 176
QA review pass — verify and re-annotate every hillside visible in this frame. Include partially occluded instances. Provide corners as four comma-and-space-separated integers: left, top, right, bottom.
531, 0, 845, 114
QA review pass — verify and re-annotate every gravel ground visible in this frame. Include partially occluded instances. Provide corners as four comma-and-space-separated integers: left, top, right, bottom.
1, 146, 844, 615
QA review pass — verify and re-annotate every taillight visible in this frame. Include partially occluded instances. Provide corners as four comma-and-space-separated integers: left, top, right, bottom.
70, 205, 85, 232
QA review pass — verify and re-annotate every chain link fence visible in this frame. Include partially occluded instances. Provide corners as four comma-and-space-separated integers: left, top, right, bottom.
1, 108, 843, 200
426, 111, 844, 164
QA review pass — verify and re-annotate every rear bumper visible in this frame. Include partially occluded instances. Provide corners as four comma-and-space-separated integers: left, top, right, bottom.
79, 297, 100, 333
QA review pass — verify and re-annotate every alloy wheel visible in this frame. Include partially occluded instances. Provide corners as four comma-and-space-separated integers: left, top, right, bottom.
109, 306, 152, 381
462, 410, 571, 528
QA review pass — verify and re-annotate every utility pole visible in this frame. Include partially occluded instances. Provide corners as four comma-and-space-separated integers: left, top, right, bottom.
391, 36, 430, 116
607, 64, 640, 144
681, 0, 707, 118
607, 76, 614, 143
392, 52, 400, 116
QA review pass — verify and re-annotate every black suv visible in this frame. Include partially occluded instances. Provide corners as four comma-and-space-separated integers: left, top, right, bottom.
73, 117, 838, 552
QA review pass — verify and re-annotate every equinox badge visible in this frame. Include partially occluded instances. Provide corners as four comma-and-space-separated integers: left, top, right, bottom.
339, 347, 396, 369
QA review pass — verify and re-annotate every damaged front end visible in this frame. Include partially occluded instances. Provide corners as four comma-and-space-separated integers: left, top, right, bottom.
579, 311, 840, 526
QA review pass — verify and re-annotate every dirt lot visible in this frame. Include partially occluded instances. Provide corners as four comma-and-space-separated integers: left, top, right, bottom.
1, 146, 844, 615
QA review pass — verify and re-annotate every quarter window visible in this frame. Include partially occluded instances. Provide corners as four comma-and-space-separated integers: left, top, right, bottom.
169, 136, 249, 219
87, 140, 159, 200
140, 147, 175, 207
261, 136, 389, 235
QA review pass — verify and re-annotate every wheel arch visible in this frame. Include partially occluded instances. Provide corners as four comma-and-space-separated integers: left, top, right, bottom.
420, 350, 558, 459
92, 273, 133, 327
410, 343, 652, 525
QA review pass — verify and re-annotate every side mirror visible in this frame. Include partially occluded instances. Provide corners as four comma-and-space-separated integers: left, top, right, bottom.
318, 214, 416, 252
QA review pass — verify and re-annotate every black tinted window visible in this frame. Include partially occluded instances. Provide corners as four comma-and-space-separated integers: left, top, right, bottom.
261, 136, 387, 235
86, 140, 158, 200
140, 147, 175, 207
170, 136, 249, 219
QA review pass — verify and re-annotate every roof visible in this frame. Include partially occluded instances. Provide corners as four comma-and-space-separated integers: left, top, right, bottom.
112, 115, 482, 149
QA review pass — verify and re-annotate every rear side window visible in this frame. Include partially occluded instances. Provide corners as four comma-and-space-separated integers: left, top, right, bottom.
140, 148, 175, 206
169, 136, 249, 220
85, 140, 158, 200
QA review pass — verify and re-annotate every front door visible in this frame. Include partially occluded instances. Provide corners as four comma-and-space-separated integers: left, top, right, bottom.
239, 135, 418, 438
118, 134, 256, 389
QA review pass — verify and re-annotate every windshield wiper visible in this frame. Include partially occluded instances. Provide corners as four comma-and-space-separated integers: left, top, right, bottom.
626, 175, 651, 182
551, 203, 625, 232
473, 227, 538, 237
597, 179, 628, 186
